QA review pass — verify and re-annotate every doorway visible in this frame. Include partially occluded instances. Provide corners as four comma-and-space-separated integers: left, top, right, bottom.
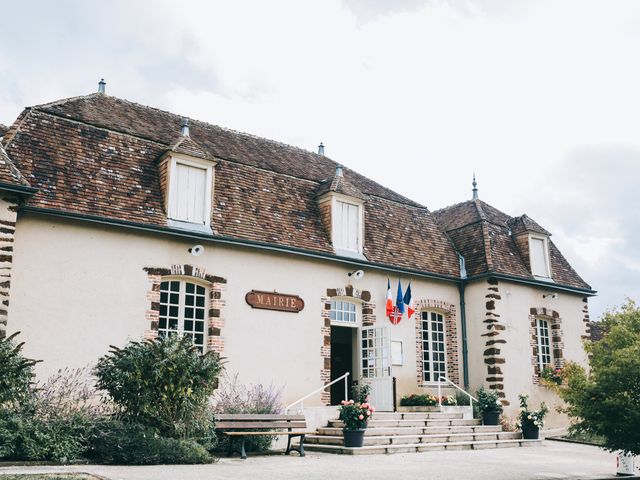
330, 326, 355, 405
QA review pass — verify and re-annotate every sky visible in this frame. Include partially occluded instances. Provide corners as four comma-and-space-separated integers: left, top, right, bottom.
0, 0, 638, 320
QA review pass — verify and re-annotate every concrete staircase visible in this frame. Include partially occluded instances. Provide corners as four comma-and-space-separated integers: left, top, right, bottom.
304, 411, 540, 455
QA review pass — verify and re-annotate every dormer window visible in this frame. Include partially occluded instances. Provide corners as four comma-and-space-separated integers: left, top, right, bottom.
316, 165, 366, 259
168, 156, 213, 226
529, 234, 551, 278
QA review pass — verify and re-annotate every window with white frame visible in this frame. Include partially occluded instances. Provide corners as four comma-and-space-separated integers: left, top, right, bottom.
333, 200, 361, 253
530, 236, 550, 278
421, 311, 446, 383
535, 317, 552, 371
168, 158, 213, 225
330, 299, 357, 324
158, 280, 208, 352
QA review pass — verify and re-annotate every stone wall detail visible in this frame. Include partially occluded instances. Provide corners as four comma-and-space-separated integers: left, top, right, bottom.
414, 298, 460, 387
529, 307, 564, 384
581, 297, 591, 341
143, 265, 227, 354
481, 278, 509, 405
0, 196, 19, 339
320, 286, 374, 405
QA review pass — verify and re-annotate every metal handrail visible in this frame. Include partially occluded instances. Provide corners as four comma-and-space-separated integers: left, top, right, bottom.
437, 375, 478, 409
285, 372, 350, 413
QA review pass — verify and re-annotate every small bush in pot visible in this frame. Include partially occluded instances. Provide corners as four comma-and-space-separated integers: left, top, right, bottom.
339, 400, 375, 447
440, 395, 457, 406
517, 393, 548, 439
476, 387, 503, 425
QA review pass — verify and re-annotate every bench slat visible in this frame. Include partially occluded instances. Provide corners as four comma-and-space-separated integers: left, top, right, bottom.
215, 414, 305, 421
216, 421, 307, 429
224, 431, 314, 436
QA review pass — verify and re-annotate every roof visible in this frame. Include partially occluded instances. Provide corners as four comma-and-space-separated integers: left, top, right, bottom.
0, 124, 7, 138
433, 199, 591, 291
315, 170, 366, 200
2, 92, 460, 278
0, 143, 32, 191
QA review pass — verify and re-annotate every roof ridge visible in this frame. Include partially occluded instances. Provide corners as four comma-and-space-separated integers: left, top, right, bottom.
473, 198, 488, 221
31, 92, 102, 110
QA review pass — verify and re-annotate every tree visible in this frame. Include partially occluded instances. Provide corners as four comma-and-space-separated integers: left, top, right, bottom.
559, 299, 640, 455
0, 332, 39, 409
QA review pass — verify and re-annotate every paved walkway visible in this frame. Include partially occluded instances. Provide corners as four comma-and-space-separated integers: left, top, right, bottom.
0, 441, 635, 480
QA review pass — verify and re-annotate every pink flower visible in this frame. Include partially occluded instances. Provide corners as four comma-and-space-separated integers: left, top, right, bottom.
340, 400, 346, 405
349, 400, 354, 405
370, 406, 376, 413
362, 403, 369, 409
358, 414, 364, 420
366, 410, 371, 416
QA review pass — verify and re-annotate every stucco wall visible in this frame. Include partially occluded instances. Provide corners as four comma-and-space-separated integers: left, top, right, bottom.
465, 278, 590, 428
8, 214, 463, 409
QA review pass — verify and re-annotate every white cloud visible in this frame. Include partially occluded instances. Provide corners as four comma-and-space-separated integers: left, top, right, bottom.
1, 0, 639, 319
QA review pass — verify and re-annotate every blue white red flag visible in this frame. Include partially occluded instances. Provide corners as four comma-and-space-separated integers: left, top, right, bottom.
385, 278, 393, 318
403, 281, 415, 320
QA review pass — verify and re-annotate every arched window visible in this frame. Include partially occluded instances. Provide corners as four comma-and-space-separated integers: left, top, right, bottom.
420, 310, 446, 383
158, 279, 208, 352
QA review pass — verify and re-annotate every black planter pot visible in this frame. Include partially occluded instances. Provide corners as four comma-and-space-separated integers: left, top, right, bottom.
522, 424, 540, 440
482, 411, 500, 426
343, 428, 366, 447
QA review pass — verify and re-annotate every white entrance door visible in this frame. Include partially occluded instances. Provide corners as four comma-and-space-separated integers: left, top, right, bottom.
359, 326, 393, 411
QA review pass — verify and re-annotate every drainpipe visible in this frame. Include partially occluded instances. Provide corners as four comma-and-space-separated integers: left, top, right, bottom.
459, 282, 470, 389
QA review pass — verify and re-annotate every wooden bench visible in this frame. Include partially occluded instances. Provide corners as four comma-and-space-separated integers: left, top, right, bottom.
214, 414, 314, 459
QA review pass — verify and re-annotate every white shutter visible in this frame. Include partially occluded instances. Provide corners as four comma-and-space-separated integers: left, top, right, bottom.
530, 237, 549, 277
334, 200, 360, 252
170, 163, 207, 224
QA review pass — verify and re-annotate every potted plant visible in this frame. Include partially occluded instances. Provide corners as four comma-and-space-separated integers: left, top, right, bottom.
517, 393, 548, 439
476, 386, 503, 425
399, 393, 438, 407
338, 399, 375, 447
440, 395, 457, 406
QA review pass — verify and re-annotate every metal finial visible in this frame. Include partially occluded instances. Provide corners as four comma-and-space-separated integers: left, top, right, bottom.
181, 118, 190, 137
318, 142, 325, 156
98, 78, 106, 94
472, 173, 478, 199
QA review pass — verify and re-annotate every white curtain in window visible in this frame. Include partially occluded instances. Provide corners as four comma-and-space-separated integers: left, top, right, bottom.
530, 237, 548, 277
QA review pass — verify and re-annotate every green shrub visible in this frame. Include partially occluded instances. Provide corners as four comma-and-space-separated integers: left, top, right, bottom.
94, 336, 224, 438
455, 390, 471, 406
399, 393, 438, 407
0, 332, 39, 408
87, 419, 214, 465
214, 374, 282, 453
475, 387, 503, 414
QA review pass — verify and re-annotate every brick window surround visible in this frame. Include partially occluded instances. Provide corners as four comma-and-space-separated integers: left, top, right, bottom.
143, 265, 226, 354
414, 299, 460, 387
320, 285, 375, 405
529, 307, 564, 384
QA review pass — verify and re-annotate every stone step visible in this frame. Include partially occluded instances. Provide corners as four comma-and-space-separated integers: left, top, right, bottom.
317, 425, 502, 437
371, 412, 464, 420
304, 438, 541, 455
328, 418, 480, 428
305, 431, 521, 446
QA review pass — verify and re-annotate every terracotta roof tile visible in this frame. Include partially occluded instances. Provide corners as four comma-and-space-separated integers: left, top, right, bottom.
0, 144, 31, 189
0, 124, 7, 138
434, 199, 591, 291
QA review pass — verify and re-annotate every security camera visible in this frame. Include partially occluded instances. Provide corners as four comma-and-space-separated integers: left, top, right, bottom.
188, 245, 204, 257
348, 270, 364, 280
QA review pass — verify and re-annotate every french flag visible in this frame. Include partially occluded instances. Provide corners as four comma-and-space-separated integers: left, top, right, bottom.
385, 279, 393, 317
403, 281, 415, 320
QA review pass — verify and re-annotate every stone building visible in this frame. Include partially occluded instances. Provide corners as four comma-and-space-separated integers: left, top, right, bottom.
0, 85, 594, 426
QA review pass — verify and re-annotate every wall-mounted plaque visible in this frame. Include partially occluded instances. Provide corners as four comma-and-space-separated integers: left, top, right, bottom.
245, 290, 305, 313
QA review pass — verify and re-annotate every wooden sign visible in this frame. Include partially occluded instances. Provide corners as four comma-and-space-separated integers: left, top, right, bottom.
245, 290, 305, 313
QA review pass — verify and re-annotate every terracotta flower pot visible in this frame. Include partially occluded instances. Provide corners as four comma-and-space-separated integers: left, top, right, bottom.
482, 411, 500, 426
343, 428, 366, 447
522, 424, 540, 439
